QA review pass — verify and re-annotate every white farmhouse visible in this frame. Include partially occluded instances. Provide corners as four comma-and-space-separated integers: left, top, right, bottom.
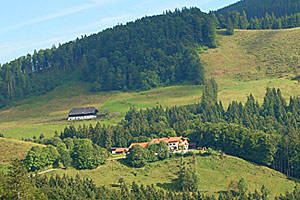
150, 136, 189, 151
68, 107, 98, 121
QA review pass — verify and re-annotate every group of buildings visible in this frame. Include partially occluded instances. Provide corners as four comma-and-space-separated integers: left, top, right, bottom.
111, 136, 189, 154
67, 107, 190, 153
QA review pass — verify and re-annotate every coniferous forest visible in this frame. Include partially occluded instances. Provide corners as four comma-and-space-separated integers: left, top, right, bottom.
0, 8, 217, 108
216, 0, 300, 19
214, 0, 300, 31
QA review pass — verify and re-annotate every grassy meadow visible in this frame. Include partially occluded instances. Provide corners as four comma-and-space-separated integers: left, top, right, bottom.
0, 137, 44, 171
0, 82, 202, 139
49, 153, 295, 199
201, 28, 300, 105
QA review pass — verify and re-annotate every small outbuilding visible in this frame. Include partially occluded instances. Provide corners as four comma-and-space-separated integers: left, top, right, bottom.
68, 107, 98, 121
111, 148, 127, 155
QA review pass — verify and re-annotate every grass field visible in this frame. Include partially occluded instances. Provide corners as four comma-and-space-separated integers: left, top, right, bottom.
0, 137, 44, 165
48, 153, 295, 199
201, 28, 300, 105
0, 83, 202, 139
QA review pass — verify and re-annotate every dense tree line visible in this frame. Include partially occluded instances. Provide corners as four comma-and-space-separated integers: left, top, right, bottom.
189, 122, 278, 166
0, 8, 218, 108
3, 159, 300, 199
217, 10, 300, 31
25, 137, 106, 172
216, 0, 300, 19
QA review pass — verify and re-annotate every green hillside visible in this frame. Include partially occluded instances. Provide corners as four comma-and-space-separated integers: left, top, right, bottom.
0, 137, 44, 171
0, 8, 215, 109
2, 27, 300, 200
48, 153, 295, 199
0, 82, 202, 139
201, 28, 300, 106
2, 28, 300, 139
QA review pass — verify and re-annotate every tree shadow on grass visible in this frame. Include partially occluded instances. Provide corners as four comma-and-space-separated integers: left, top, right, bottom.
217, 190, 230, 195
110, 184, 120, 188
156, 178, 181, 191
288, 176, 300, 183
217, 30, 229, 36
118, 158, 133, 168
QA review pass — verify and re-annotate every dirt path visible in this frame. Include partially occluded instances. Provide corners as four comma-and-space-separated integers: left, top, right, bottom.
108, 156, 126, 161
37, 168, 57, 175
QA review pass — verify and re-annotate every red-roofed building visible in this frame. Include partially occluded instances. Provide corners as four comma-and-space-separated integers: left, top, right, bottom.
150, 136, 189, 151
128, 142, 149, 149
126, 136, 189, 152
111, 148, 127, 155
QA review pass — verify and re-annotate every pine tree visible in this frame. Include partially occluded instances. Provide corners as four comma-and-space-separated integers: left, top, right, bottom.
2, 159, 46, 199
178, 165, 199, 192
239, 11, 249, 29
226, 17, 234, 35
201, 78, 218, 106
158, 140, 169, 160
205, 12, 218, 48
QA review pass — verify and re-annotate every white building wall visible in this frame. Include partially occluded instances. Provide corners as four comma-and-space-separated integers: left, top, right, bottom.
68, 115, 97, 121
168, 142, 179, 150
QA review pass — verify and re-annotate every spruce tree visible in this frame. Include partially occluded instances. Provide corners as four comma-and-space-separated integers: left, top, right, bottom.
226, 17, 234, 35
239, 11, 249, 29
2, 159, 46, 199
201, 78, 218, 106
205, 13, 218, 48
158, 141, 169, 160
178, 165, 199, 192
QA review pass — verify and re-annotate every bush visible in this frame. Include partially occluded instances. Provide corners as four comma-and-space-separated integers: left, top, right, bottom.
178, 166, 199, 192
126, 145, 148, 168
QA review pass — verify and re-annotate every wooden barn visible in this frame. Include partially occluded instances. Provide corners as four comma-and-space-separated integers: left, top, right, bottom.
68, 107, 98, 121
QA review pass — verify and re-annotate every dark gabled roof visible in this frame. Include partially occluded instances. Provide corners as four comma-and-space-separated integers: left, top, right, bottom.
69, 107, 98, 116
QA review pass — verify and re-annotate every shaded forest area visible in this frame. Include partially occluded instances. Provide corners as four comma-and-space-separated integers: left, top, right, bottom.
214, 0, 300, 31
216, 10, 300, 30
0, 8, 217, 108
216, 0, 300, 19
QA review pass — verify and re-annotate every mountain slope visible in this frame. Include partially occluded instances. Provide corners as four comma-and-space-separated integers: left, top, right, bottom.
0, 8, 217, 108
216, 0, 300, 18
3, 28, 300, 140
0, 137, 44, 171
201, 28, 300, 105
0, 82, 202, 139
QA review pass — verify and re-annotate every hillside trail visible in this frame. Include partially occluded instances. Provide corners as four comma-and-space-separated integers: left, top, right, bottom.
37, 168, 57, 175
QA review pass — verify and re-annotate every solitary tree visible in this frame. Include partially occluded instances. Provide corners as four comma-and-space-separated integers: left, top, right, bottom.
126, 145, 148, 168
237, 178, 248, 195
158, 141, 169, 160
201, 78, 218, 106
118, 177, 125, 187
178, 165, 199, 192
226, 17, 234, 35
72, 139, 106, 169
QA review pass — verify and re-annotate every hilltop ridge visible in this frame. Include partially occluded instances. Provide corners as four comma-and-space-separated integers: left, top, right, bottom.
216, 0, 300, 18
